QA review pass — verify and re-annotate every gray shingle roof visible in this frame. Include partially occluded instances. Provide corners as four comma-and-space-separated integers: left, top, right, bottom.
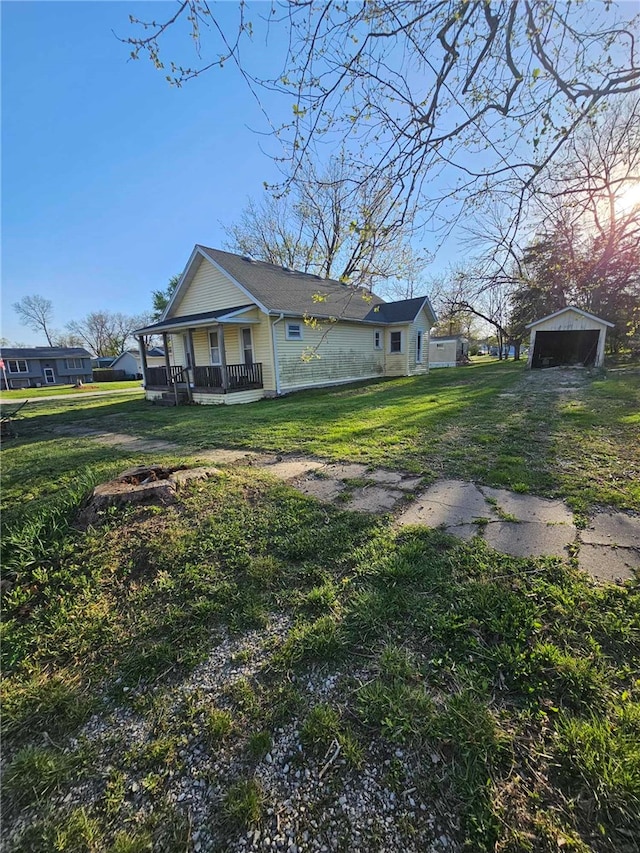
372, 296, 433, 324
135, 306, 254, 335
1, 347, 91, 359
199, 246, 389, 322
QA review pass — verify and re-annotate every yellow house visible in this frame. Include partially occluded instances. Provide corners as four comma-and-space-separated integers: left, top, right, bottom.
134, 245, 437, 405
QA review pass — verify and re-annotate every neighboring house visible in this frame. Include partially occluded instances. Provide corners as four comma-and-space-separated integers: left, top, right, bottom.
0, 347, 92, 389
111, 347, 165, 379
134, 245, 437, 405
429, 335, 469, 368
526, 307, 614, 369
91, 356, 116, 370
109, 348, 166, 379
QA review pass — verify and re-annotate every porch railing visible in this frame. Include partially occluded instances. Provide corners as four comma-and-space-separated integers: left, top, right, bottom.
146, 363, 263, 392
145, 365, 187, 387
227, 363, 263, 389
192, 365, 223, 388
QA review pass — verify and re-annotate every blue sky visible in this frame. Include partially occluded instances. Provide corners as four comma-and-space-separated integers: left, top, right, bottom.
2, 1, 300, 345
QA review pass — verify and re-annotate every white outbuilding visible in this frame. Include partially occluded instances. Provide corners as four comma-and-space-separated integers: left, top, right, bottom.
526, 306, 614, 369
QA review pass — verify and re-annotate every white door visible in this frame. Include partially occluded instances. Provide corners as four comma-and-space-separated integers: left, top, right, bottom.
43, 367, 55, 384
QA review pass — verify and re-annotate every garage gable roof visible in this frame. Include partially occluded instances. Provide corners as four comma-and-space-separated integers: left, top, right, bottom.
526, 306, 614, 330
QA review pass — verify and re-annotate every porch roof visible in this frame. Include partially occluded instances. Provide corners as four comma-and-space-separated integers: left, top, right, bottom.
134, 305, 254, 336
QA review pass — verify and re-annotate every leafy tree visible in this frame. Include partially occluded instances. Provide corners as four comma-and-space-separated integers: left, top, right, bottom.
12, 295, 55, 346
152, 274, 181, 320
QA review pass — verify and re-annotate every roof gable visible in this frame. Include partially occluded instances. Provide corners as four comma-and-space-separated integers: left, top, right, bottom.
371, 296, 437, 325
164, 246, 267, 320
526, 306, 615, 329
158, 245, 437, 329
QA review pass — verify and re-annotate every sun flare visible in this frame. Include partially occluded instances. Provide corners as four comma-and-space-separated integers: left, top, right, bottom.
617, 182, 640, 215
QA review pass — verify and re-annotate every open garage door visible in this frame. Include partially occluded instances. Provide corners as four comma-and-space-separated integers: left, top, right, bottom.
531, 329, 599, 368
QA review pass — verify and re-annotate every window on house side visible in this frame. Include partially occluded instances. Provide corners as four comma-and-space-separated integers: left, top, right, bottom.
242, 328, 254, 365
416, 331, 423, 363
286, 323, 302, 340
7, 360, 28, 373
66, 358, 83, 369
390, 331, 402, 353
374, 329, 382, 349
436, 342, 445, 349
209, 331, 221, 365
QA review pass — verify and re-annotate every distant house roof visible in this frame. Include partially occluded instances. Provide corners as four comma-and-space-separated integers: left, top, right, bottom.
141, 245, 437, 332
1, 347, 91, 359
110, 347, 166, 368
430, 335, 468, 342
92, 356, 115, 368
525, 306, 615, 330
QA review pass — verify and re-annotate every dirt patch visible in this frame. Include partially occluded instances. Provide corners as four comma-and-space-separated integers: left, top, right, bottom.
345, 485, 405, 513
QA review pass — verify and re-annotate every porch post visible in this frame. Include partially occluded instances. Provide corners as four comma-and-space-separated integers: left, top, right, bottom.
186, 328, 195, 403
218, 324, 228, 391
137, 336, 148, 387
162, 333, 178, 406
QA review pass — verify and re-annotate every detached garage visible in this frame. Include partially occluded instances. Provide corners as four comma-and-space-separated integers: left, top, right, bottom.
526, 307, 614, 369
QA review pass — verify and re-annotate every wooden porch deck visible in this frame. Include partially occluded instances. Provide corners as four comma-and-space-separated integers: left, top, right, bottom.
145, 363, 263, 394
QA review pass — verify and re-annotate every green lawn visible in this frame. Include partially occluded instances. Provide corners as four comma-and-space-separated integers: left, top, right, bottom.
12, 360, 640, 511
1, 361, 639, 852
0, 380, 143, 400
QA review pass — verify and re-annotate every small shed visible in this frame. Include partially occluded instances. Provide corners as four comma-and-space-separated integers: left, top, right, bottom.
429, 335, 469, 368
526, 307, 613, 369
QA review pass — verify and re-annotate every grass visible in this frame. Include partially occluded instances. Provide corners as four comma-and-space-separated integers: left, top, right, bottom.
11, 360, 640, 510
0, 380, 143, 399
1, 361, 639, 851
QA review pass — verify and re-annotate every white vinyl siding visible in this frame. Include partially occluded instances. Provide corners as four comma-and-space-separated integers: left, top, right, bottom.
407, 311, 431, 375
529, 308, 608, 333
429, 338, 458, 368
275, 320, 385, 391
386, 325, 410, 376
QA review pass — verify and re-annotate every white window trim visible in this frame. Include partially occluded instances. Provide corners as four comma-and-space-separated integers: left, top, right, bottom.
241, 327, 254, 365
286, 322, 303, 341
209, 330, 221, 366
66, 358, 83, 369
374, 329, 383, 350
7, 359, 29, 373
389, 330, 403, 354
416, 330, 424, 363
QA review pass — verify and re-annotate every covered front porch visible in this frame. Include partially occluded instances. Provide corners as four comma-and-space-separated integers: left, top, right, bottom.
136, 306, 265, 405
